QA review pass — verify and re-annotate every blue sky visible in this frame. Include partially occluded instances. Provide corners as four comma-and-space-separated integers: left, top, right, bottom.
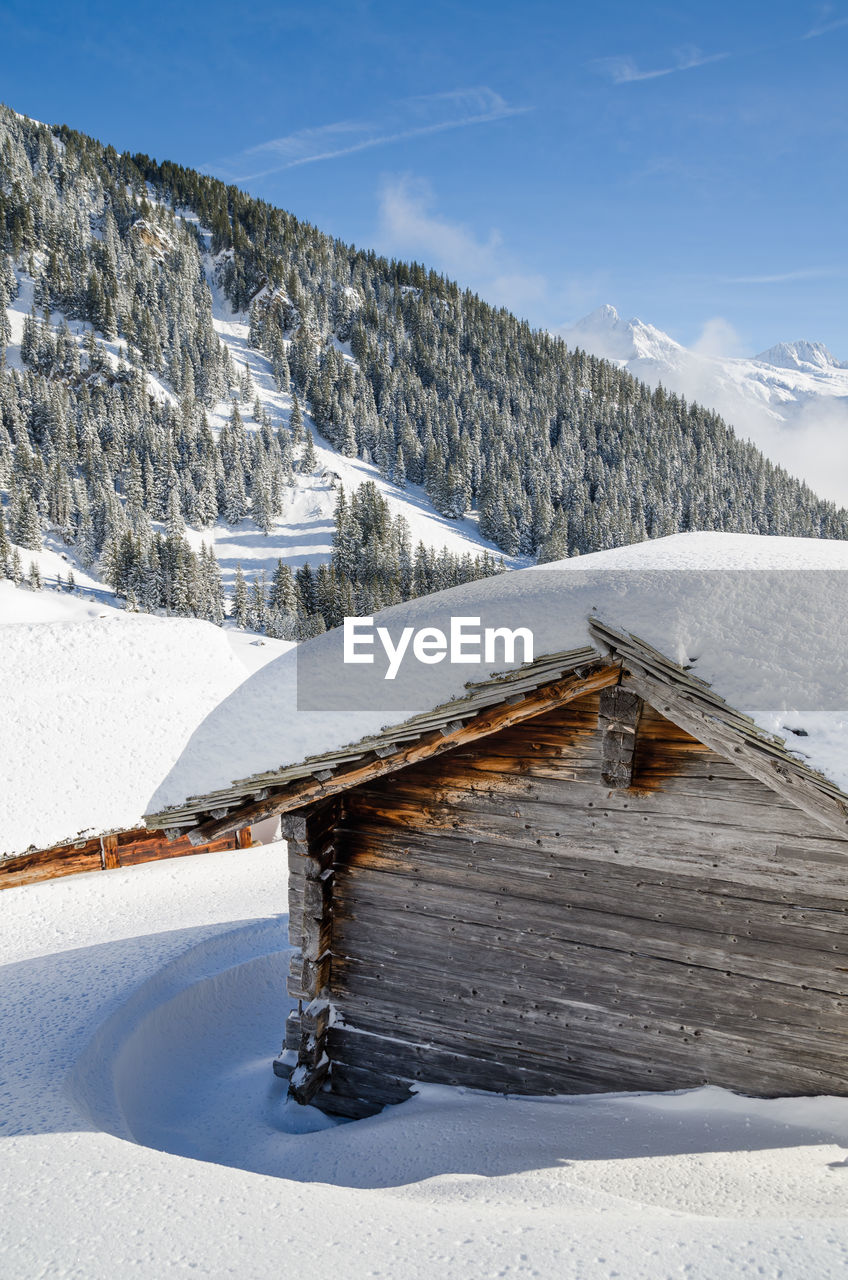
1, 0, 846, 355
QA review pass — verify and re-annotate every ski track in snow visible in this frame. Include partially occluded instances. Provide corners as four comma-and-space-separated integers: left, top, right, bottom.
192, 226, 522, 589
4, 845, 848, 1279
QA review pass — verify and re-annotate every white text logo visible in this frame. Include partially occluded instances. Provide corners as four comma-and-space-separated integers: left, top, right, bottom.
343, 616, 534, 680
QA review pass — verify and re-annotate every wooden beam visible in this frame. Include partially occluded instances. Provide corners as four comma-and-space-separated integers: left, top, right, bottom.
598, 685, 642, 789
188, 664, 621, 845
0, 824, 254, 890
288, 1057, 330, 1105
100, 833, 120, 869
287, 951, 331, 1001
0, 838, 102, 889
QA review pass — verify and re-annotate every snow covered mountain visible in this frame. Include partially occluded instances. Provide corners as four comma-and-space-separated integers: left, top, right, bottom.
2, 104, 846, 639
562, 307, 848, 506
755, 339, 848, 374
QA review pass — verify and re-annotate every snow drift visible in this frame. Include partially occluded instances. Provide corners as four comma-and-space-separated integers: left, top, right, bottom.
0, 614, 248, 855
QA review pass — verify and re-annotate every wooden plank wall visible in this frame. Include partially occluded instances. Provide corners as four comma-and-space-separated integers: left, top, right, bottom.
319, 692, 848, 1109
0, 825, 253, 890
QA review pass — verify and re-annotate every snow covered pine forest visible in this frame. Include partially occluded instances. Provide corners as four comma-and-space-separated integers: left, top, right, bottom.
1, 104, 847, 636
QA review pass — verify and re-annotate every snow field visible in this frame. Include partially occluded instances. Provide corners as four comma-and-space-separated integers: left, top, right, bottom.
0, 612, 254, 854
3, 845, 848, 1279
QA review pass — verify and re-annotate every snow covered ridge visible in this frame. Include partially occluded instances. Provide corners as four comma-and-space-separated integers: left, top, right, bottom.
147, 533, 848, 823
563, 304, 848, 389
561, 306, 848, 506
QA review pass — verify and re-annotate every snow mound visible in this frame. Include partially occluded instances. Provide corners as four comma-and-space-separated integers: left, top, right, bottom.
0, 614, 249, 855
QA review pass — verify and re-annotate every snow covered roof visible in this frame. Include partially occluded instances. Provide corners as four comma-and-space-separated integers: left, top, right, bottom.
3, 533, 846, 861
146, 533, 848, 839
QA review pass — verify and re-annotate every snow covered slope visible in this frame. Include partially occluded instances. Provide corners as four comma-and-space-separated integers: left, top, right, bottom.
1, 247, 517, 608
0, 534, 121, 623
562, 306, 848, 506
193, 234, 512, 585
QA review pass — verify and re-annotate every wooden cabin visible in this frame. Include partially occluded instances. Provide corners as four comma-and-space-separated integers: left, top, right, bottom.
147, 617, 848, 1116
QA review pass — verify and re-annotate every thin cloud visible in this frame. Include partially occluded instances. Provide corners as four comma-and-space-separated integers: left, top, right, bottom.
377, 175, 547, 319
722, 268, 837, 285
804, 5, 848, 38
692, 317, 747, 358
594, 46, 728, 84
215, 88, 530, 181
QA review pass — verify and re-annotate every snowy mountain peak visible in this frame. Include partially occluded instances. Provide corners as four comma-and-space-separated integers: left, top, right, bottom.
563, 305, 683, 365
753, 340, 847, 373
592, 303, 622, 324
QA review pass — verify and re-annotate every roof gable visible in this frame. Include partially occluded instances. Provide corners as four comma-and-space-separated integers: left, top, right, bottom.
591, 619, 848, 841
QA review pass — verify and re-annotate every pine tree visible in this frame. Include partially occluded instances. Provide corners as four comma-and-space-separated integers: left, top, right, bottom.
231, 564, 249, 628
251, 462, 276, 534
200, 543, 225, 625
270, 558, 298, 613
10, 490, 42, 550
537, 511, 569, 563
0, 503, 9, 575
290, 394, 304, 444
248, 569, 269, 631
9, 546, 23, 585
165, 487, 185, 538
301, 431, 316, 473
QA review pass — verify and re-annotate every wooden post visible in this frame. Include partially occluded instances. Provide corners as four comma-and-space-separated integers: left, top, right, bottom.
100, 833, 120, 870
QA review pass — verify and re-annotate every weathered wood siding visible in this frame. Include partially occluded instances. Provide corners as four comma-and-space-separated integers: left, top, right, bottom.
318, 691, 848, 1110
